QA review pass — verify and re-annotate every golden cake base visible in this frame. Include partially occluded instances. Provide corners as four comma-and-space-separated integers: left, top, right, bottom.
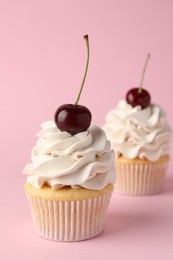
25, 183, 114, 241
115, 155, 169, 196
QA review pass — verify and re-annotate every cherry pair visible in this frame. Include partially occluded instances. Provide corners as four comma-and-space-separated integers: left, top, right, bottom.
54, 35, 151, 135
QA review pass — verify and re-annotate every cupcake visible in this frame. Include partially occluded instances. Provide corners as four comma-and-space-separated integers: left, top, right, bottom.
103, 54, 171, 196
103, 100, 171, 195
23, 122, 115, 241
23, 35, 115, 241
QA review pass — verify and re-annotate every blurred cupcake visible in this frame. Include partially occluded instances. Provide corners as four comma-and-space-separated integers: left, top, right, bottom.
23, 121, 115, 241
103, 99, 171, 196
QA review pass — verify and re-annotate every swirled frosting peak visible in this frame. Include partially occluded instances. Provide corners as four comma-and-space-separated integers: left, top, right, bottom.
103, 100, 171, 161
23, 121, 115, 190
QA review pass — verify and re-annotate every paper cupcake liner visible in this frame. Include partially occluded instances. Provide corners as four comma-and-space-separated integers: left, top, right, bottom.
115, 160, 169, 196
26, 191, 113, 241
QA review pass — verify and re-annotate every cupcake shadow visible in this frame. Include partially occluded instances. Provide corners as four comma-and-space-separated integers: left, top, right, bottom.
163, 176, 173, 195
103, 177, 173, 238
104, 212, 157, 238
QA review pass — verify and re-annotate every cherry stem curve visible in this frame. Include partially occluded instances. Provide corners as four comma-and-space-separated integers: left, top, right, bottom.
74, 35, 90, 106
138, 53, 151, 94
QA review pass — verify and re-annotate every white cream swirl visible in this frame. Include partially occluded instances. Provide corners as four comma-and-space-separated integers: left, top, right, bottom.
23, 121, 115, 190
103, 100, 171, 161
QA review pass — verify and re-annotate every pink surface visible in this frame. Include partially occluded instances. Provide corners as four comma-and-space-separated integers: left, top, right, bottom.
0, 0, 173, 259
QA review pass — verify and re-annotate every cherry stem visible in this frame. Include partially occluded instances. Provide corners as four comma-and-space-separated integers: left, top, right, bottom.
138, 53, 151, 94
74, 35, 90, 106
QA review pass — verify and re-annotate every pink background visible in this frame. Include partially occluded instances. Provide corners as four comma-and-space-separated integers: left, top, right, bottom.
0, 0, 173, 259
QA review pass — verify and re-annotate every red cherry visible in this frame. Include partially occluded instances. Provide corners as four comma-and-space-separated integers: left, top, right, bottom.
126, 53, 151, 109
126, 87, 151, 109
54, 104, 92, 135
54, 35, 91, 135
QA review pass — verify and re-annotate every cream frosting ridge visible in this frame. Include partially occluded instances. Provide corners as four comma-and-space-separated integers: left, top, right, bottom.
23, 121, 115, 190
103, 100, 171, 161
